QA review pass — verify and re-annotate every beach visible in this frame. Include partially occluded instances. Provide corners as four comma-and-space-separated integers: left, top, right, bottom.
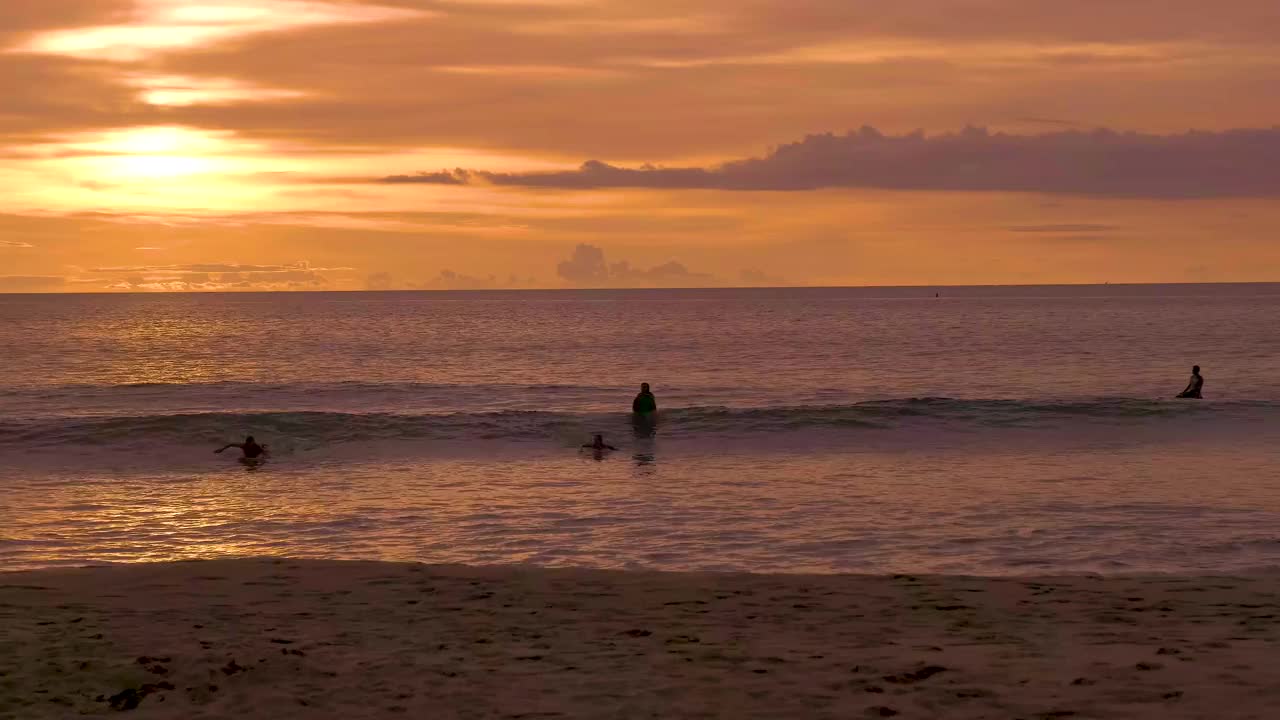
4, 559, 1279, 719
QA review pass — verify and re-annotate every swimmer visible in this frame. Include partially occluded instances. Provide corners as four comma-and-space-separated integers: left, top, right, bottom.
215, 435, 268, 458
1176, 365, 1204, 399
631, 382, 657, 415
582, 434, 618, 451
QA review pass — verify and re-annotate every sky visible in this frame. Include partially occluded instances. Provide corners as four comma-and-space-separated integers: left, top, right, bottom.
2, 0, 1278, 292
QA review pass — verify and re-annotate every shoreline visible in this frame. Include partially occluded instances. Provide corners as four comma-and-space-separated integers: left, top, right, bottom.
3, 559, 1279, 719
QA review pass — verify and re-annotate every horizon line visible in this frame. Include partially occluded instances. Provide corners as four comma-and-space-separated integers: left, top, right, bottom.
4, 280, 1280, 297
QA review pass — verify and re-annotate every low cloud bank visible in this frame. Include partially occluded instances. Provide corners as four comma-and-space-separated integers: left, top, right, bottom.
89, 261, 346, 291
0, 275, 66, 291
381, 126, 1280, 198
556, 244, 712, 287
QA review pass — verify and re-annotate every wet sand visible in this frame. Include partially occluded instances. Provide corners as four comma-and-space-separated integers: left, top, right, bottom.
2, 559, 1279, 719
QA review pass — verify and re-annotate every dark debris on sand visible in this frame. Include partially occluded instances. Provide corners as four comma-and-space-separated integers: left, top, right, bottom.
883, 665, 948, 684
101, 681, 175, 711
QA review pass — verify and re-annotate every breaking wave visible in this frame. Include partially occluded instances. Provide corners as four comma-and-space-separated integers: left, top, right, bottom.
2, 397, 1270, 453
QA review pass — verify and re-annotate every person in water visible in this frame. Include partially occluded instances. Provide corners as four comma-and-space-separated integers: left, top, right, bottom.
632, 382, 657, 414
1177, 365, 1205, 399
582, 434, 618, 451
215, 435, 267, 458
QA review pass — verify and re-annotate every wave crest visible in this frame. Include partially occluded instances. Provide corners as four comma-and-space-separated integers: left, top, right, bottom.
1, 397, 1268, 452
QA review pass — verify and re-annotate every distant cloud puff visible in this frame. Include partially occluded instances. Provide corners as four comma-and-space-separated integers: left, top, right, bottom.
739, 268, 786, 286
556, 244, 712, 287
0, 240, 34, 248
380, 126, 1280, 198
365, 271, 394, 290
420, 269, 514, 290
556, 243, 609, 284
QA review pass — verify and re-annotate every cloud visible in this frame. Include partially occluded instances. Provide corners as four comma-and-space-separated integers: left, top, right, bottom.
419, 269, 514, 290
739, 268, 786, 286
380, 126, 1280, 198
0, 1, 134, 43
1185, 264, 1213, 281
6, 0, 1274, 166
556, 244, 712, 287
556, 243, 609, 284
3, 0, 1280, 174
1006, 224, 1119, 232
381, 170, 471, 185
365, 271, 394, 290
0, 239, 34, 247
80, 260, 349, 291
13, 0, 428, 61
0, 275, 66, 291
385, 269, 532, 292
1016, 116, 1083, 127
90, 262, 322, 273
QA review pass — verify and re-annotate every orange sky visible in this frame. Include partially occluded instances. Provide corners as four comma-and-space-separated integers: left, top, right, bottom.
2, 0, 1278, 291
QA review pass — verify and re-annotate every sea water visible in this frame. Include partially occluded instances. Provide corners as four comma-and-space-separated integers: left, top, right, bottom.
3, 285, 1279, 574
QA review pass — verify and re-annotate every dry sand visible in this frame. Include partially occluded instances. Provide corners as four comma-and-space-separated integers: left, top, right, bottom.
2, 559, 1279, 719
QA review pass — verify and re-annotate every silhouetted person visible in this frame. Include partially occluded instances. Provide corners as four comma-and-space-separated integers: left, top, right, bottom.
216, 435, 267, 458
1177, 365, 1204, 399
632, 382, 657, 415
582, 434, 617, 451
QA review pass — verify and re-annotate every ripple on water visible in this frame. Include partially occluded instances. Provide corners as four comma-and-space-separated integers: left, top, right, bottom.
4, 443, 1280, 574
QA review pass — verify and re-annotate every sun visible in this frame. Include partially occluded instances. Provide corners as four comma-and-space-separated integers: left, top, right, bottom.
67, 126, 249, 179
114, 154, 216, 178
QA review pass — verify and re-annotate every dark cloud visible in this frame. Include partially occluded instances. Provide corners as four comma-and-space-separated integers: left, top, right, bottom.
381, 171, 469, 185
382, 126, 1280, 198
556, 244, 712, 287
556, 243, 610, 284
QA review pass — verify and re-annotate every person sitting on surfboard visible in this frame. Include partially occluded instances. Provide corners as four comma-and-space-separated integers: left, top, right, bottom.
1176, 365, 1204, 399
632, 382, 657, 415
215, 435, 267, 458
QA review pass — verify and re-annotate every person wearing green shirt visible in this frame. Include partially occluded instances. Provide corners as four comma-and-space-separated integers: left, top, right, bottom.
632, 382, 657, 415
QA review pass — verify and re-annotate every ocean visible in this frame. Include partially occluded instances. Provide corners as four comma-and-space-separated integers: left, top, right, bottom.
3, 285, 1279, 574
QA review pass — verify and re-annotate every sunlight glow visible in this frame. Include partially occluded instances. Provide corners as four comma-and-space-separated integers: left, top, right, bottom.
81, 126, 234, 156
126, 74, 308, 106
59, 126, 260, 180
15, 0, 428, 60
